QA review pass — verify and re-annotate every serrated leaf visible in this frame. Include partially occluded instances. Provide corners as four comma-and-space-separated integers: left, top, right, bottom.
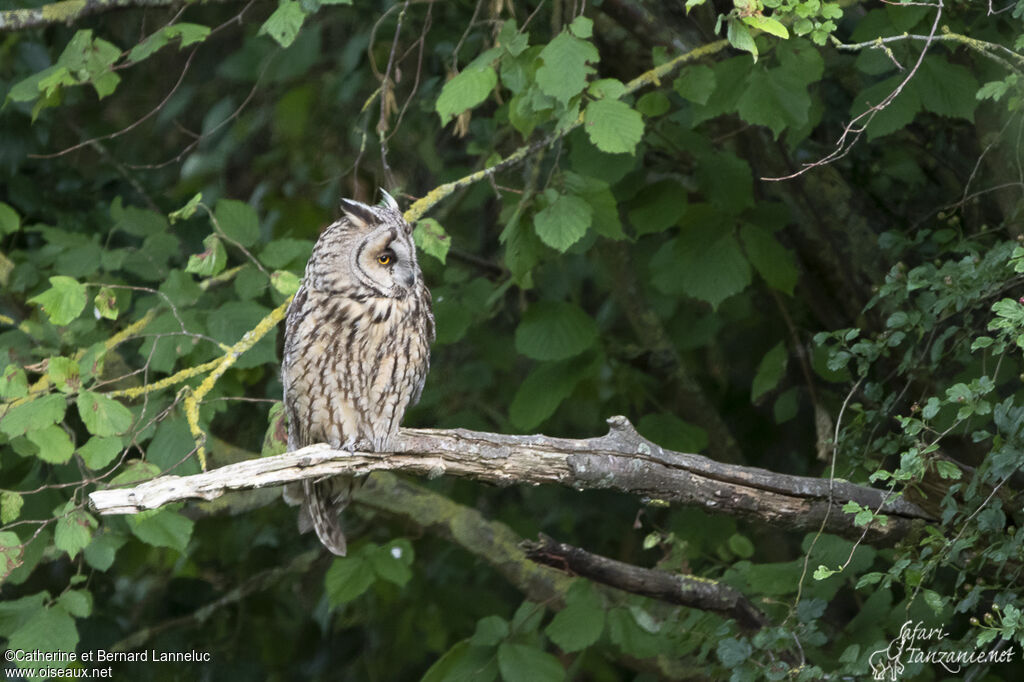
727, 19, 758, 61
636, 413, 708, 452
28, 275, 86, 326
27, 424, 74, 464
673, 65, 717, 105
545, 582, 605, 652
93, 287, 119, 320
258, 0, 307, 48
743, 15, 789, 39
628, 180, 687, 235
740, 224, 798, 294
916, 56, 979, 121
536, 32, 599, 104
215, 198, 260, 247
471, 616, 510, 647
169, 192, 203, 223
83, 531, 125, 571
324, 556, 375, 606
1, 492, 24, 524
751, 342, 788, 403
7, 604, 79, 663
436, 65, 498, 125
422, 641, 498, 682
0, 394, 67, 438
584, 99, 644, 154
57, 590, 92, 618
0, 365, 28, 400
413, 218, 451, 263
563, 173, 625, 240
270, 270, 301, 296
125, 509, 194, 552
55, 509, 96, 559
368, 545, 413, 587
78, 436, 123, 470
497, 642, 565, 682
509, 358, 591, 430
515, 301, 598, 361
0, 202, 20, 234
48, 356, 80, 393
533, 192, 592, 251
651, 224, 752, 309
77, 391, 133, 437
186, 234, 227, 277
0, 532, 23, 583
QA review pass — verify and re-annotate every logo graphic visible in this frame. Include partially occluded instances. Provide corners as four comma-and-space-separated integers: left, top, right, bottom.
868, 620, 1016, 680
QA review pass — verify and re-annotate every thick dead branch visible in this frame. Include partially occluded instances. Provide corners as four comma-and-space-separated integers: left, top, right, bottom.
0, 0, 239, 32
88, 416, 934, 544
522, 533, 768, 632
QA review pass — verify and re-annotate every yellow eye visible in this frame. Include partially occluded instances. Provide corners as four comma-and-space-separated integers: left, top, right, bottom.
377, 253, 392, 265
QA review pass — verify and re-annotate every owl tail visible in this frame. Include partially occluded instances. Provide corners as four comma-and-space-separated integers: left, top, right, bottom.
301, 478, 352, 556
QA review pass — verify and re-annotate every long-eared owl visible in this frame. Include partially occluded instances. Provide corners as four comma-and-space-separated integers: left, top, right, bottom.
281, 191, 434, 555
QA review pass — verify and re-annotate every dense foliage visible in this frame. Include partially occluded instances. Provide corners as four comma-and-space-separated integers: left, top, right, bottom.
1, 0, 1023, 679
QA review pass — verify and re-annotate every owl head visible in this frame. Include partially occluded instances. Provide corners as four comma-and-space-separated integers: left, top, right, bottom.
305, 191, 422, 298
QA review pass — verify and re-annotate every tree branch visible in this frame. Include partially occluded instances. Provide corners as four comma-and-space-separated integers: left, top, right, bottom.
0, 0, 239, 33
522, 533, 769, 632
88, 416, 935, 544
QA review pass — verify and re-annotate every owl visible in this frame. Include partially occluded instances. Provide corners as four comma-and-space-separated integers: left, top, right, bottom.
281, 191, 434, 556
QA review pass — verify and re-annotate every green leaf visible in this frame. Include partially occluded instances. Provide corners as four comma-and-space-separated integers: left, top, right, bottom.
258, 0, 307, 48
84, 531, 125, 571
497, 19, 528, 57
536, 32, 599, 104
55, 508, 97, 559
651, 223, 752, 309
515, 301, 598, 361
215, 198, 261, 247
563, 173, 625, 240
0, 532, 23, 583
569, 16, 594, 39
0, 394, 67, 438
186, 234, 228, 277
57, 590, 92, 618
628, 180, 687, 235
125, 509, 194, 552
915, 56, 979, 121
271, 270, 301, 296
27, 424, 75, 464
533, 191, 592, 251
422, 641, 498, 682
324, 556, 376, 606
717, 637, 753, 667
509, 358, 592, 430
78, 436, 123, 470
0, 365, 28, 399
636, 91, 670, 117
7, 605, 79, 664
751, 342, 789, 403
169, 192, 203, 223
414, 218, 452, 264
742, 15, 790, 39
28, 275, 87, 326
93, 286, 119, 320
545, 582, 605, 652
1, 492, 24, 524
436, 64, 498, 125
740, 224, 799, 294
48, 356, 80, 393
368, 541, 414, 587
727, 19, 758, 61
110, 460, 161, 486
674, 65, 717, 105
497, 642, 565, 682
636, 413, 708, 452
0, 202, 20, 234
607, 608, 665, 658
77, 391, 134, 437
584, 99, 644, 155
471, 616, 510, 647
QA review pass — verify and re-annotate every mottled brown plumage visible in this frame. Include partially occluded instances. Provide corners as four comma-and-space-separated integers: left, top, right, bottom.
282, 192, 434, 555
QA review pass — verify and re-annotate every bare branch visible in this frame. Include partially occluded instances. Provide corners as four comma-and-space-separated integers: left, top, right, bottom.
88, 416, 935, 545
0, 0, 240, 33
522, 533, 769, 631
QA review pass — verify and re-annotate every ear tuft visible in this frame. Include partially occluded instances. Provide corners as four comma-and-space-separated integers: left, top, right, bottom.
379, 189, 400, 212
339, 199, 376, 229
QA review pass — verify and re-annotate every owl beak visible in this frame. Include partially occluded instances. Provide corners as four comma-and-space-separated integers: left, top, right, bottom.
400, 271, 416, 289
